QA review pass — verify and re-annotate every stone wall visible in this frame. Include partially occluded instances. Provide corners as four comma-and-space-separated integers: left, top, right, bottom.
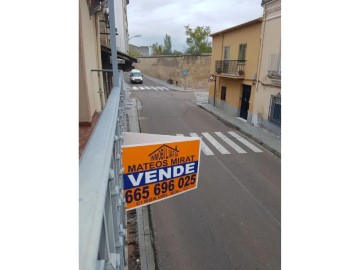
133, 54, 211, 90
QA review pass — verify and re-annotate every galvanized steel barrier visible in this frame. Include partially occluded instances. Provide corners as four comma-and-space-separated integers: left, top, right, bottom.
80, 71, 128, 270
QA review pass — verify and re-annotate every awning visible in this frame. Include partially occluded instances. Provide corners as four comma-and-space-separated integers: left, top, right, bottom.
101, 45, 137, 71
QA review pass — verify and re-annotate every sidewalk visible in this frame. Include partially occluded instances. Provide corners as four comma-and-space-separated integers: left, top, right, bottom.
142, 75, 281, 158
198, 103, 281, 157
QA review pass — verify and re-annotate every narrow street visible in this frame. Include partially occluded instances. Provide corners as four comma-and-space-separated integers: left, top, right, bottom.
130, 83, 281, 270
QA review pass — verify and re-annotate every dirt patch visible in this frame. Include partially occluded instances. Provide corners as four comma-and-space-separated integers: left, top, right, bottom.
127, 210, 141, 270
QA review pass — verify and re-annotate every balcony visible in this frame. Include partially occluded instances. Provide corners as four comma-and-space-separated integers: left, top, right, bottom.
215, 60, 246, 77
268, 54, 281, 80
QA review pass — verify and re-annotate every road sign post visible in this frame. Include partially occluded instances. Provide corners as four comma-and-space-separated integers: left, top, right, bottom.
182, 69, 189, 90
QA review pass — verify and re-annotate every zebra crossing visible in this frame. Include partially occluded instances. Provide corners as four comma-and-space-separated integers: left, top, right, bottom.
176, 131, 263, 156
131, 86, 170, 91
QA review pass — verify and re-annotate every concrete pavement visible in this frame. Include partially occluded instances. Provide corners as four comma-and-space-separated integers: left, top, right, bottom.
124, 84, 156, 270
141, 75, 281, 157
124, 74, 281, 269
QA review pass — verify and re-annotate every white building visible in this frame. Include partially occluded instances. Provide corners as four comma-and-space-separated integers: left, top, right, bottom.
252, 0, 281, 136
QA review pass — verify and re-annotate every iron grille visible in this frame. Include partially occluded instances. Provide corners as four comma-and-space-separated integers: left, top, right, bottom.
215, 60, 246, 76
269, 95, 281, 126
268, 54, 281, 79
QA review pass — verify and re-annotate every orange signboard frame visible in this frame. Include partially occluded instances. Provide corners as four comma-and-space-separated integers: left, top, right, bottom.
122, 132, 201, 211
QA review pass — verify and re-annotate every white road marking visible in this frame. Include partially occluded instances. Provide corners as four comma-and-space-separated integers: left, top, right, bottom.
144, 86, 151, 90
151, 86, 158, 91
215, 132, 247, 153
201, 132, 230, 154
189, 133, 214, 156
228, 131, 263, 152
132, 86, 138, 90
139, 86, 145, 90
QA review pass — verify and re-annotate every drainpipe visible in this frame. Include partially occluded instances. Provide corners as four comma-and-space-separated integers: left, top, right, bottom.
95, 13, 105, 109
256, 7, 266, 92
253, 6, 266, 126
214, 32, 224, 106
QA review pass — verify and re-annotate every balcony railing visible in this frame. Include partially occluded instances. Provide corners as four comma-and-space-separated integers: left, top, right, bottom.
215, 60, 246, 77
80, 71, 127, 270
91, 69, 116, 109
268, 54, 281, 80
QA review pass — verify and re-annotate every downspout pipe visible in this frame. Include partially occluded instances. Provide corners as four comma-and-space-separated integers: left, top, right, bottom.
256, 8, 266, 92
214, 32, 224, 106
252, 5, 266, 127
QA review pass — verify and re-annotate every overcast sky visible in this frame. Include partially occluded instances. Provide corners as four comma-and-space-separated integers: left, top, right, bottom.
127, 0, 263, 52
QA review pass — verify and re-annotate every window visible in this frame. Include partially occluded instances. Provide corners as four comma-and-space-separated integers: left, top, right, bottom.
224, 47, 230, 61
221, 86, 226, 101
238, 44, 247, 63
269, 95, 281, 126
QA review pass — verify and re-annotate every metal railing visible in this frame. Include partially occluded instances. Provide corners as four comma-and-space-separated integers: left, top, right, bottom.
268, 54, 281, 79
80, 71, 128, 270
215, 60, 246, 76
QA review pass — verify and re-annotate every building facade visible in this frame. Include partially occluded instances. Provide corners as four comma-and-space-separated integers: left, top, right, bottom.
79, 0, 136, 126
115, 0, 129, 53
208, 18, 262, 121
253, 0, 281, 136
129, 44, 150, 56
79, 0, 104, 125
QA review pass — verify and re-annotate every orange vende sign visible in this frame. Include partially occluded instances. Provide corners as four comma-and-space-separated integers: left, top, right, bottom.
122, 132, 201, 211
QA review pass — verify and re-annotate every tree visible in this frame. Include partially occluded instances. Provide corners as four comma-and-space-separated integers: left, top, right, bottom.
163, 34, 172, 55
184, 25, 212, 55
128, 50, 141, 58
151, 43, 163, 56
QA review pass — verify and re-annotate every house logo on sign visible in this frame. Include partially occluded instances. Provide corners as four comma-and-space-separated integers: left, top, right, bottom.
148, 144, 179, 161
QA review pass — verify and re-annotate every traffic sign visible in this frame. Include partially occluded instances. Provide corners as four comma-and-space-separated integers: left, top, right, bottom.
208, 75, 216, 82
122, 132, 201, 211
182, 69, 189, 76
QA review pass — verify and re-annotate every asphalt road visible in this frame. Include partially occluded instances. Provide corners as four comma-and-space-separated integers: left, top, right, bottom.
129, 81, 281, 270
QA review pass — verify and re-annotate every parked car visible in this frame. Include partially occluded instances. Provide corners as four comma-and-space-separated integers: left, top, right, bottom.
129, 69, 143, 84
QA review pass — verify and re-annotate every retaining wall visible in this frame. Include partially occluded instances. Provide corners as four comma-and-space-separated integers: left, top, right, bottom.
133, 55, 211, 90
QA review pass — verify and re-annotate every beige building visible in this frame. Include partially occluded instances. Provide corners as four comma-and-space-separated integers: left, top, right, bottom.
209, 18, 262, 120
253, 0, 281, 136
79, 0, 136, 126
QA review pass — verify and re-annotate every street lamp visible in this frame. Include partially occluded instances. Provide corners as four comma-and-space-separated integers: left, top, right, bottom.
128, 34, 142, 41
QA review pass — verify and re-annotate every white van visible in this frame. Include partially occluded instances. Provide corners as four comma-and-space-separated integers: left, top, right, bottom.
129, 69, 143, 84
